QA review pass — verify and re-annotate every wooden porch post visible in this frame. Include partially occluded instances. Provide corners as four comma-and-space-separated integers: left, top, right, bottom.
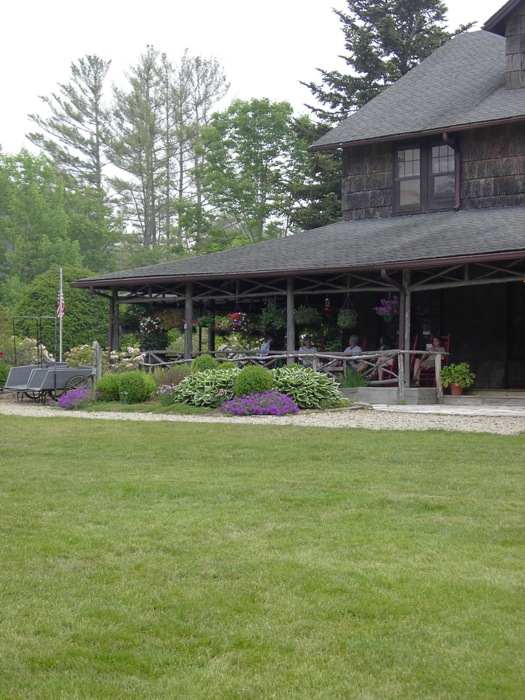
108, 289, 120, 351
402, 269, 411, 389
184, 282, 193, 361
286, 277, 295, 364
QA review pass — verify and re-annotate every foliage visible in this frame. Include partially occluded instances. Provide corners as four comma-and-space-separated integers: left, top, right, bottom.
0, 337, 54, 366
117, 370, 157, 404
95, 373, 121, 402
156, 384, 180, 407
58, 387, 98, 410
271, 365, 342, 409
64, 344, 94, 368
304, 0, 474, 123
200, 98, 310, 243
234, 365, 273, 397
191, 354, 219, 373
259, 301, 286, 334
337, 308, 358, 329
0, 361, 11, 388
440, 362, 476, 389
151, 364, 190, 388
173, 366, 241, 407
106, 347, 146, 372
221, 391, 299, 416
341, 370, 369, 387
293, 306, 322, 328
13, 265, 109, 353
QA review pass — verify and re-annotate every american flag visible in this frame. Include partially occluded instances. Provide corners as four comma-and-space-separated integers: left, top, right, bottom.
57, 287, 66, 318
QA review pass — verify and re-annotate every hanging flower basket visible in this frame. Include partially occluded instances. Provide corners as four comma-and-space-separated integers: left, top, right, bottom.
337, 308, 358, 329
197, 312, 215, 329
260, 302, 286, 334
373, 295, 399, 319
294, 306, 322, 328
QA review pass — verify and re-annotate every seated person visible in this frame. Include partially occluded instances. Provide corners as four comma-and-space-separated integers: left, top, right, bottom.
355, 335, 393, 378
259, 336, 273, 358
413, 336, 446, 386
343, 335, 362, 371
299, 336, 319, 369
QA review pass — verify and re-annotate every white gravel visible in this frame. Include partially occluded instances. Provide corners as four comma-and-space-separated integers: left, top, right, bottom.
1, 395, 524, 434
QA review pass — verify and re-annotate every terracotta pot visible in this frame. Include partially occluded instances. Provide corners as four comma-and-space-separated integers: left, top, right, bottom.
450, 382, 463, 396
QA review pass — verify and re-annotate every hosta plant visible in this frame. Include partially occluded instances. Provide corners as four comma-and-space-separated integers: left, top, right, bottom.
173, 367, 241, 407
271, 365, 342, 409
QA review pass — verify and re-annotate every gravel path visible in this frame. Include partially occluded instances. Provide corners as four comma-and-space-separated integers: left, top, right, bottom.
1, 397, 524, 434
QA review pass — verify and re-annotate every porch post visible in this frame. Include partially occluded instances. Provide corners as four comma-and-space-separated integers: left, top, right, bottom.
402, 269, 411, 388
184, 282, 193, 361
108, 289, 120, 351
286, 277, 295, 364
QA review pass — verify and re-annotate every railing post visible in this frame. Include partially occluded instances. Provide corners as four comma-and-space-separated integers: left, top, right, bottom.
184, 282, 193, 361
398, 350, 405, 401
286, 278, 295, 365
435, 353, 444, 403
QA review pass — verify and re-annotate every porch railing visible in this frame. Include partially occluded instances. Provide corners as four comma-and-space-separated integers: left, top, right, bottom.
141, 349, 447, 403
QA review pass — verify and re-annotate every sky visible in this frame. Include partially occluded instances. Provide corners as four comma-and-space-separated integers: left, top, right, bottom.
0, 0, 506, 155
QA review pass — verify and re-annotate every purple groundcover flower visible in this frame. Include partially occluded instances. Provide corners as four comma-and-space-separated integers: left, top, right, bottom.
58, 387, 98, 410
221, 391, 299, 417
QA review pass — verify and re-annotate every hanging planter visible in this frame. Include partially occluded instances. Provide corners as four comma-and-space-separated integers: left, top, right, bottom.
294, 306, 322, 328
197, 311, 215, 329
373, 295, 400, 319
260, 302, 286, 334
337, 308, 358, 329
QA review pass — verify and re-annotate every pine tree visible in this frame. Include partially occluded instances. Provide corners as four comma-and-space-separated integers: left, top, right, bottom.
303, 0, 474, 123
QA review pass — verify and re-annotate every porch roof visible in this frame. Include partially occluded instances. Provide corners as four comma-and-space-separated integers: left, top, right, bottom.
310, 31, 525, 151
74, 205, 525, 289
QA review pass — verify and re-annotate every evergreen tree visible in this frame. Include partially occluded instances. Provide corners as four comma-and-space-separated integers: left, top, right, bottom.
303, 0, 474, 123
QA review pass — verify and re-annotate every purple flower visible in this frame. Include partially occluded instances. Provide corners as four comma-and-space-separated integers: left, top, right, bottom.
221, 391, 299, 416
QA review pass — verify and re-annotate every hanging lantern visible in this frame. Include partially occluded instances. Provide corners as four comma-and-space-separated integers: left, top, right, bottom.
323, 297, 331, 312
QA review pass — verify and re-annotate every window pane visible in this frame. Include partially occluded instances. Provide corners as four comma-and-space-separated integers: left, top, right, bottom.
399, 179, 421, 208
397, 148, 420, 178
431, 145, 454, 174
432, 174, 455, 200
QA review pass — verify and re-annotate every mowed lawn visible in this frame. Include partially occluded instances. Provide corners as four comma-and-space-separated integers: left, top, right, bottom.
0, 416, 523, 699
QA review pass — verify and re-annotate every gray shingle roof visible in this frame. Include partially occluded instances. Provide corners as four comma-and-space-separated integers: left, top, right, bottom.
311, 31, 525, 151
76, 206, 525, 287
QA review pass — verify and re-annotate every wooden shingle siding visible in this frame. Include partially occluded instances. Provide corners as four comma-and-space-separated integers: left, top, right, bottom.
461, 123, 525, 208
342, 144, 392, 220
505, 2, 525, 89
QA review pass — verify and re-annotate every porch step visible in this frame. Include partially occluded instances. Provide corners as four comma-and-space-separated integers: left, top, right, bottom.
443, 391, 525, 408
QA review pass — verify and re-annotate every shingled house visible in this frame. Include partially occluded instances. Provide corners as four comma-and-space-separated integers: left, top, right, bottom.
74, 0, 525, 390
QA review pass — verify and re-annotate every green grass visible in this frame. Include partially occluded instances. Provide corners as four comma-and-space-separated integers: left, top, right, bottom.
0, 416, 523, 699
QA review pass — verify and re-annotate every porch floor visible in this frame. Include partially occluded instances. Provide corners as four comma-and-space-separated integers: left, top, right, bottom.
342, 387, 525, 408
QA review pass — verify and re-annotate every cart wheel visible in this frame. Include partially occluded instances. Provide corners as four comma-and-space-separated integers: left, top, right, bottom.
23, 391, 42, 401
65, 375, 92, 391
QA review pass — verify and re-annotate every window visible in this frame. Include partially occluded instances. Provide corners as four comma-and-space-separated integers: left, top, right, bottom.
394, 142, 456, 213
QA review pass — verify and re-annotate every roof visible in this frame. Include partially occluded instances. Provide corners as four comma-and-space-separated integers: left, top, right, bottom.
483, 0, 524, 35
311, 30, 525, 151
75, 206, 525, 288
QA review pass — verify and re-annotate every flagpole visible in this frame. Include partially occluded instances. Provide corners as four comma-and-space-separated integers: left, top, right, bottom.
59, 267, 63, 362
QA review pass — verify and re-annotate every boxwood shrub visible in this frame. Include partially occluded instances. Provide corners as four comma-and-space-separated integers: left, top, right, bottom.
234, 365, 273, 397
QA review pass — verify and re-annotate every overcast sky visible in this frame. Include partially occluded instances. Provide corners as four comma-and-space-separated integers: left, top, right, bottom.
0, 0, 505, 155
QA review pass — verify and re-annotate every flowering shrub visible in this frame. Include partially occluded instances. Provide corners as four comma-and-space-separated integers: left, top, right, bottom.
373, 296, 399, 317
271, 365, 342, 409
58, 387, 99, 410
139, 315, 169, 350
65, 344, 93, 368
107, 347, 146, 372
221, 391, 299, 416
1, 337, 54, 366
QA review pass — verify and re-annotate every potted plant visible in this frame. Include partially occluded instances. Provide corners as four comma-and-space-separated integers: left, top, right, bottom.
373, 295, 399, 322
337, 308, 358, 329
259, 301, 286, 334
440, 362, 476, 395
197, 311, 215, 328
294, 306, 322, 328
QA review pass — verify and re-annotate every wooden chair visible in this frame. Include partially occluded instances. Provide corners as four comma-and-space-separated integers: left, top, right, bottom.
419, 334, 451, 387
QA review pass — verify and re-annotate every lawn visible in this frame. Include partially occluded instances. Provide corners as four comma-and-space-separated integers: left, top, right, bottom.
0, 415, 523, 699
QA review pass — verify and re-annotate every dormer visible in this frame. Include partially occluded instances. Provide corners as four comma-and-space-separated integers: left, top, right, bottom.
483, 0, 525, 89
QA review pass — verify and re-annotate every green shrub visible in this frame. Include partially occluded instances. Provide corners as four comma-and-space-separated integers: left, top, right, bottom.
341, 371, 369, 388
118, 371, 156, 404
271, 365, 342, 409
191, 354, 219, 373
218, 361, 236, 370
174, 367, 241, 407
234, 365, 273, 397
95, 373, 121, 402
0, 362, 12, 388
151, 364, 190, 388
